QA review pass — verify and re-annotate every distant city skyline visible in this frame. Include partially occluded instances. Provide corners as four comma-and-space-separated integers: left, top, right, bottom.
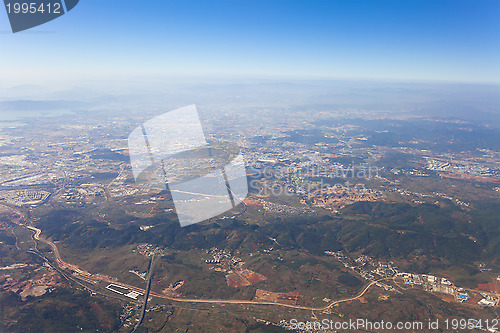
0, 0, 499, 83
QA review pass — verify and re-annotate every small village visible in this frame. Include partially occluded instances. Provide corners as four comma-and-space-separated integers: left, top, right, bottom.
326, 251, 500, 307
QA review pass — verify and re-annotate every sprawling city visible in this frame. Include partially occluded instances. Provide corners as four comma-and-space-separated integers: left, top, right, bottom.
0, 99, 499, 331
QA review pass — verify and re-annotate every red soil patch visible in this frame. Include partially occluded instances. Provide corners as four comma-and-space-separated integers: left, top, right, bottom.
226, 269, 266, 288
478, 280, 500, 293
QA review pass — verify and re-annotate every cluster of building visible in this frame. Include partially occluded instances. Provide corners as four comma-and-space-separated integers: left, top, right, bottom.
119, 304, 139, 328
398, 272, 473, 301
326, 251, 397, 281
477, 297, 497, 307
108, 186, 140, 198
426, 158, 500, 178
0, 189, 51, 207
261, 200, 315, 215
133, 243, 163, 257
249, 154, 384, 213
61, 184, 105, 204
396, 272, 498, 306
326, 251, 499, 307
205, 247, 240, 265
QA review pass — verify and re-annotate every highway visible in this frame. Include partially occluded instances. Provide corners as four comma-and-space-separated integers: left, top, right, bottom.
147, 277, 393, 312
132, 252, 155, 333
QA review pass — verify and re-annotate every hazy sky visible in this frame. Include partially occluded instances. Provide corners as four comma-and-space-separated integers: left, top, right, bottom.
1, 0, 499, 83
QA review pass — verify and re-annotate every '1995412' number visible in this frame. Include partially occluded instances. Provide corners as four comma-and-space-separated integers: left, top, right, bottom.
5, 2, 61, 14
